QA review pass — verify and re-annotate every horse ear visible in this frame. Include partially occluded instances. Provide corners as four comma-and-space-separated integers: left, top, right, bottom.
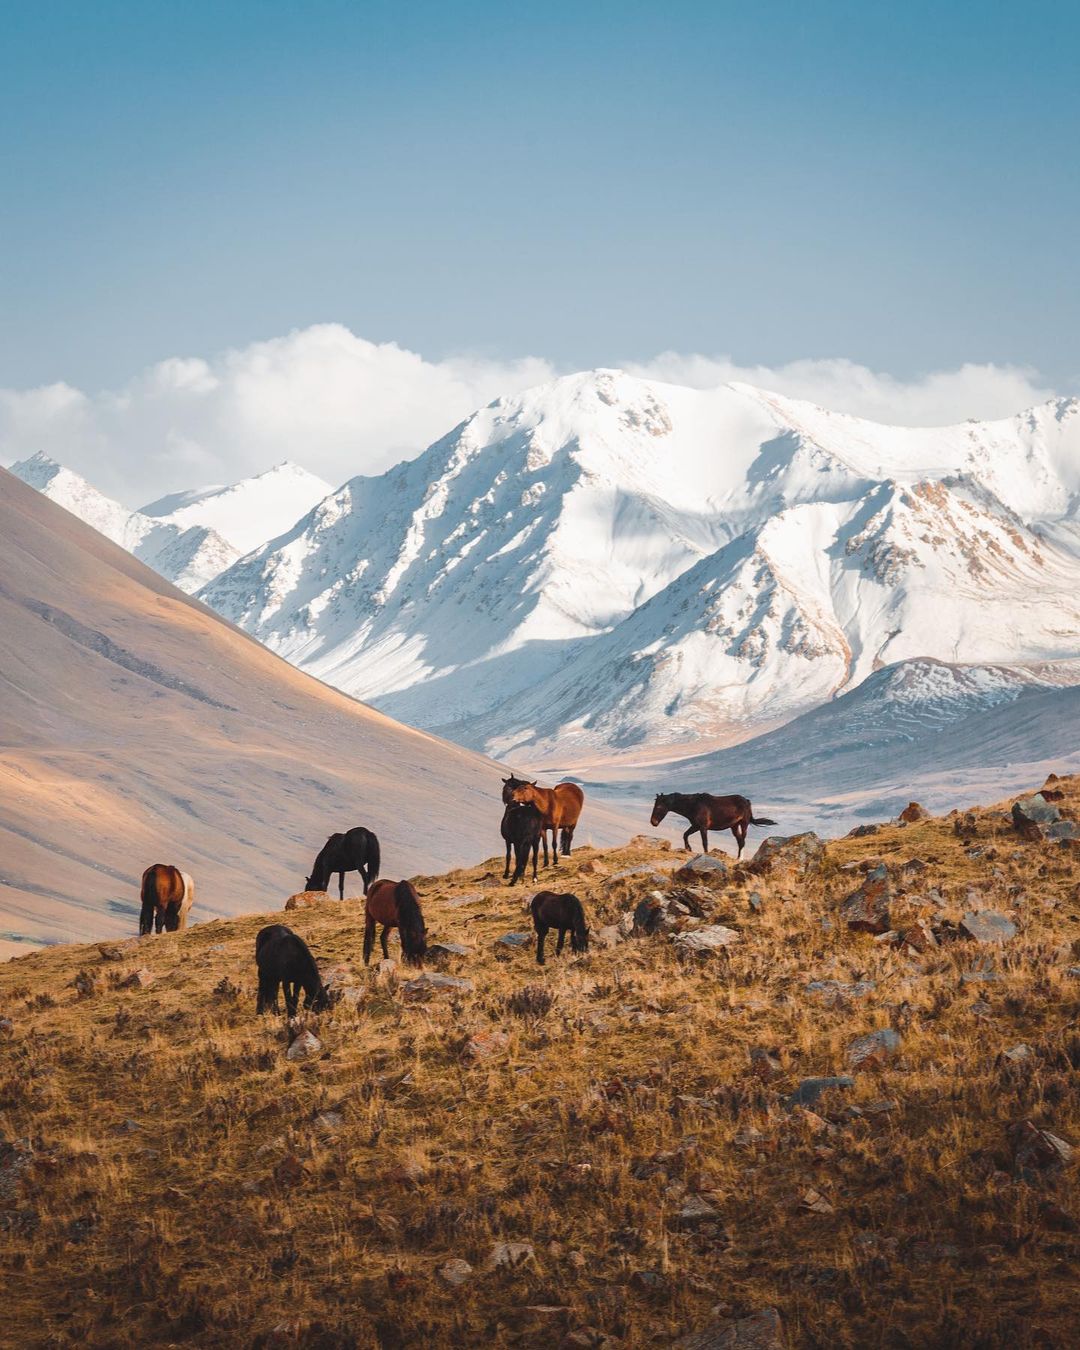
530, 779, 537, 786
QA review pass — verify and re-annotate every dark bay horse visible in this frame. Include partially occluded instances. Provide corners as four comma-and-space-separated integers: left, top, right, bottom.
305, 826, 380, 897
255, 924, 329, 1016
503, 802, 545, 884
650, 792, 776, 858
504, 775, 584, 864
363, 879, 427, 966
530, 891, 589, 965
139, 864, 194, 935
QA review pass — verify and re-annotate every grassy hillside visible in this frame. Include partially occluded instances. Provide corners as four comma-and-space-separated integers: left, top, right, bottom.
1, 779, 1078, 1348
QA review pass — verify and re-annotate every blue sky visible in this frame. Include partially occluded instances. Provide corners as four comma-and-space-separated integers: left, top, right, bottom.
1, 0, 1078, 393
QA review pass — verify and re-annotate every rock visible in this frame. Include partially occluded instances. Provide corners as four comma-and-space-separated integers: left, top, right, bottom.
401, 973, 473, 1001
784, 1077, 855, 1111
438, 1258, 474, 1287
1014, 794, 1061, 824
672, 925, 740, 955
674, 854, 730, 882
672, 1193, 719, 1228
561, 1329, 616, 1350
73, 970, 100, 998
273, 1154, 305, 1188
748, 891, 764, 914
1009, 1119, 1073, 1171
495, 932, 532, 949
633, 892, 683, 935
285, 1030, 322, 1061
846, 824, 879, 839
312, 1111, 343, 1136
898, 802, 929, 823
806, 979, 876, 1004
0, 1018, 13, 1038
673, 1307, 784, 1350
284, 890, 327, 911
1048, 820, 1080, 841
749, 833, 825, 878
0, 1139, 34, 1202
960, 911, 1017, 943
96, 941, 133, 961
463, 1031, 509, 1062
375, 958, 397, 979
846, 1028, 901, 1069
121, 967, 154, 989
426, 942, 471, 960
608, 864, 671, 884
484, 1240, 535, 1271
750, 1048, 782, 1082
899, 921, 937, 954
799, 1187, 835, 1214
1001, 1044, 1033, 1065
443, 892, 486, 908
594, 925, 623, 949
840, 866, 892, 934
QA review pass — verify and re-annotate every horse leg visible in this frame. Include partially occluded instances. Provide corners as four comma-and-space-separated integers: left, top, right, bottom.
256, 975, 271, 1014
734, 822, 747, 858
541, 832, 549, 868
363, 916, 375, 965
700, 826, 708, 853
504, 838, 512, 880
551, 826, 559, 865
285, 982, 299, 1018
682, 824, 694, 851
531, 840, 539, 881
139, 900, 153, 937
339, 871, 345, 900
381, 926, 390, 960
564, 824, 575, 856
556, 927, 566, 957
535, 924, 547, 966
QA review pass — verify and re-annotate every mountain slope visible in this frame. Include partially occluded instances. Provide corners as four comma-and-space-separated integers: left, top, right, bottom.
9, 452, 241, 592
140, 460, 332, 554
0, 467, 634, 953
200, 371, 1080, 761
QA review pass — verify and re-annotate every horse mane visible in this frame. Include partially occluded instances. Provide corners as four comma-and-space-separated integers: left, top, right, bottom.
394, 880, 427, 962
292, 933, 324, 999
568, 894, 589, 949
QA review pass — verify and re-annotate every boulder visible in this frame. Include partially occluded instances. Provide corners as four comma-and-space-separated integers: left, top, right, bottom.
898, 921, 937, 954
285, 1030, 321, 1062
960, 911, 1017, 944
1014, 794, 1061, 825
846, 824, 880, 839
401, 973, 474, 1001
674, 854, 730, 883
846, 1028, 901, 1069
438, 1258, 474, 1287
898, 802, 929, 823
1048, 821, 1080, 841
840, 866, 891, 934
284, 890, 327, 911
672, 925, 740, 955
632, 892, 684, 935
673, 1307, 784, 1350
748, 833, 825, 878
1009, 1119, 1073, 1171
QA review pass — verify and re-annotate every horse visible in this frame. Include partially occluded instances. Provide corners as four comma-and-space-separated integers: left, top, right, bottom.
255, 924, 329, 1016
139, 864, 195, 935
503, 802, 545, 885
650, 792, 776, 858
305, 826, 380, 898
503, 776, 585, 864
530, 891, 589, 965
363, 879, 427, 966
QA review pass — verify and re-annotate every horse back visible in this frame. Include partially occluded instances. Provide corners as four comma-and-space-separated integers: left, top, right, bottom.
364, 879, 398, 925
703, 793, 751, 826
553, 782, 584, 824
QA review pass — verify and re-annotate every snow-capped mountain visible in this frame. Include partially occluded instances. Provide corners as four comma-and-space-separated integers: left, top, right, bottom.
9, 452, 240, 593
140, 461, 332, 555
199, 370, 1080, 762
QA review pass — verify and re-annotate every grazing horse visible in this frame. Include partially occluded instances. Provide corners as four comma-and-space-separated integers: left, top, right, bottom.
363, 879, 427, 966
530, 891, 589, 965
504, 776, 585, 864
139, 864, 194, 935
305, 826, 380, 898
503, 802, 545, 885
255, 924, 329, 1016
650, 792, 776, 858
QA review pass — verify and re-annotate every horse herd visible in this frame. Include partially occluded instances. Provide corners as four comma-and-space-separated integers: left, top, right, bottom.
137, 780, 775, 1018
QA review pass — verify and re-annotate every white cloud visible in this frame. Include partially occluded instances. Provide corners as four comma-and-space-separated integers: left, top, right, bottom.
0, 324, 1064, 506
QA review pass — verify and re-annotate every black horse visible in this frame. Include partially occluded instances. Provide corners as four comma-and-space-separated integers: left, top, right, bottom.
255, 924, 329, 1016
305, 826, 380, 897
503, 802, 545, 885
530, 891, 589, 965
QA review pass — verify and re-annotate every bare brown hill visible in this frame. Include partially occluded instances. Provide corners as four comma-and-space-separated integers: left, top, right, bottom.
0, 468, 635, 954
0, 778, 1077, 1347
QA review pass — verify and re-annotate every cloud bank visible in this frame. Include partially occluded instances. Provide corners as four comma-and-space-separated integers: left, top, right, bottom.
0, 323, 1063, 505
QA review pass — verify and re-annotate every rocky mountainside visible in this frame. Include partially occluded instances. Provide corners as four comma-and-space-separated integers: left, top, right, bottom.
200, 371, 1080, 762
1, 776, 1077, 1346
0, 467, 637, 952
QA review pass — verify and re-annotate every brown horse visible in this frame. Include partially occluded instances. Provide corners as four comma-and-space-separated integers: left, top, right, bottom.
530, 891, 589, 965
139, 864, 194, 935
504, 775, 585, 864
363, 879, 427, 966
650, 792, 776, 858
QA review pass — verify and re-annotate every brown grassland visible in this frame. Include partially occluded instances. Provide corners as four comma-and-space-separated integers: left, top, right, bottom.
1, 778, 1078, 1349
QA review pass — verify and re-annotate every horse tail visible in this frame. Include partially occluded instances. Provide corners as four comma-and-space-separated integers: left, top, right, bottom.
751, 815, 777, 827
366, 831, 380, 886
395, 881, 427, 964
179, 872, 195, 928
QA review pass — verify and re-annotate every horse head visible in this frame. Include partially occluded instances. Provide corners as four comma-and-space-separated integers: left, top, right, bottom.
650, 793, 670, 827
501, 774, 529, 804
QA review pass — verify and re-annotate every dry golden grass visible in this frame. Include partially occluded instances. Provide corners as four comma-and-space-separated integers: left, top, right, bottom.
1, 780, 1078, 1349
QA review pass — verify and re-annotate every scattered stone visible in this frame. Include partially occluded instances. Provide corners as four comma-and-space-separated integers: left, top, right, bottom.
593, 925, 623, 949
672, 1193, 719, 1228
273, 1154, 305, 1188
443, 892, 486, 908
1048, 820, 1080, 841
749, 833, 825, 878
632, 892, 684, 935
401, 972, 473, 1001
674, 854, 730, 882
748, 891, 764, 914
840, 866, 891, 934
285, 1030, 322, 1061
673, 1307, 784, 1350
898, 802, 929, 823
463, 1031, 509, 1062
438, 1258, 474, 1287
284, 890, 327, 911
484, 1240, 535, 1271
426, 942, 471, 960
96, 942, 132, 961
899, 921, 937, 954
629, 834, 672, 851
1001, 1044, 1034, 1065
672, 925, 740, 955
312, 1111, 343, 1136
560, 1329, 616, 1350
375, 958, 397, 979
0, 1018, 13, 1038
846, 1028, 901, 1069
960, 911, 1017, 944
863, 1099, 899, 1116
846, 824, 880, 839
121, 967, 154, 989
799, 1187, 835, 1215
495, 932, 532, 949
1009, 1119, 1073, 1172
806, 979, 876, 1005
784, 1077, 855, 1110
0, 1140, 34, 1202
1014, 794, 1061, 825
73, 970, 99, 998
608, 864, 671, 884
